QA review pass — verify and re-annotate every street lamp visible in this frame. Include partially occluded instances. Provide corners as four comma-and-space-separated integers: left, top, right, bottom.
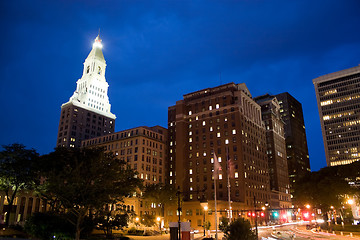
203, 205, 208, 236
305, 204, 311, 209
157, 217, 161, 234
347, 199, 354, 205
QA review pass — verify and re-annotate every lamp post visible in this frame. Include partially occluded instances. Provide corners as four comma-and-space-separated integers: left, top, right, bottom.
176, 186, 182, 240
157, 217, 161, 234
264, 202, 269, 225
203, 205, 208, 236
253, 196, 258, 239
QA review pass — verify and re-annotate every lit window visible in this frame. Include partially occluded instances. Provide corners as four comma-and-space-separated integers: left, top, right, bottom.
203, 151, 207, 156
232, 129, 236, 134
203, 121, 206, 126
170, 179, 173, 184
235, 172, 239, 178
216, 104, 219, 109
189, 131, 192, 136
209, 106, 213, 110
190, 187, 193, 191
218, 157, 222, 162
219, 174, 223, 180
189, 138, 192, 143
211, 157, 214, 163
225, 139, 229, 144
217, 133, 221, 137
170, 171, 173, 176
189, 169, 193, 174
190, 177, 193, 182
189, 111, 192, 115
210, 127, 213, 131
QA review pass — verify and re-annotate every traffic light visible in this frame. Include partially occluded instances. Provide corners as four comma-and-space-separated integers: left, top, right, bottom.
303, 212, 310, 220
273, 212, 279, 218
248, 211, 252, 217
260, 212, 265, 217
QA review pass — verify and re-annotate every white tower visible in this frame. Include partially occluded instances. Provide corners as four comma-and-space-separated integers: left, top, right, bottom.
63, 35, 116, 119
57, 35, 116, 148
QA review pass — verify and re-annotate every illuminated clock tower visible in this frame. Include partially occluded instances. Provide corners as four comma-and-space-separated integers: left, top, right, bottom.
56, 35, 116, 148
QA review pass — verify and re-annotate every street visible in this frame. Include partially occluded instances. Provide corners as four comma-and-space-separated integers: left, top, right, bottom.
259, 224, 360, 240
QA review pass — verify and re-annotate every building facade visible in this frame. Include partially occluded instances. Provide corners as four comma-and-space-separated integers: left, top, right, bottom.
57, 35, 116, 148
82, 126, 168, 218
275, 93, 311, 189
254, 94, 291, 209
168, 83, 271, 229
313, 65, 360, 166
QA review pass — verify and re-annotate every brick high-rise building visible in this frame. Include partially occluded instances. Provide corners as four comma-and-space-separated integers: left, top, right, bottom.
82, 126, 167, 218
254, 94, 291, 209
275, 93, 311, 188
57, 35, 116, 148
313, 65, 360, 166
168, 83, 271, 229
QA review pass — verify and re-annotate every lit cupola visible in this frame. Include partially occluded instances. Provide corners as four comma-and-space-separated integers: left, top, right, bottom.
62, 34, 116, 120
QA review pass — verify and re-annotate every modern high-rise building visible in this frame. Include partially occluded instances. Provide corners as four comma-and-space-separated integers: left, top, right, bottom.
313, 65, 360, 166
254, 94, 291, 209
168, 83, 271, 228
275, 93, 311, 187
82, 126, 168, 218
57, 35, 116, 148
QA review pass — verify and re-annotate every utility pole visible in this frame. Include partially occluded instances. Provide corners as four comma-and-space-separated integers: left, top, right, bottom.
177, 186, 182, 240
254, 196, 258, 239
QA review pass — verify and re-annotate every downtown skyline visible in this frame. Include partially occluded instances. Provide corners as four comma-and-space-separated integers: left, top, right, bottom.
1, 0, 360, 171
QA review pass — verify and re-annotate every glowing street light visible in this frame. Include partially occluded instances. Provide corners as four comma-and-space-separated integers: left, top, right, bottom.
347, 199, 354, 205
305, 204, 311, 209
157, 217, 161, 234
203, 205, 208, 236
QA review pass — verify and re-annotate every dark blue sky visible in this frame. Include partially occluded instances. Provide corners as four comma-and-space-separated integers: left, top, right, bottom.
1, 0, 360, 171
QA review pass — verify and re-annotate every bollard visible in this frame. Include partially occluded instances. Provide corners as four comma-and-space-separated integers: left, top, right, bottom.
340, 231, 343, 236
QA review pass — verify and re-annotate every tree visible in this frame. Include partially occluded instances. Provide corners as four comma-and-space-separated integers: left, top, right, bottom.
294, 163, 356, 210
142, 183, 177, 217
219, 216, 229, 232
140, 214, 156, 228
223, 218, 256, 240
36, 147, 142, 240
24, 212, 74, 240
0, 143, 39, 226
94, 203, 130, 238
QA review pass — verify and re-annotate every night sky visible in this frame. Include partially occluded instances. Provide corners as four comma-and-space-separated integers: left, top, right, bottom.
1, 0, 360, 171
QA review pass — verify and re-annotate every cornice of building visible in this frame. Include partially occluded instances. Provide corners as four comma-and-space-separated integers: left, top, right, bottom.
313, 64, 360, 84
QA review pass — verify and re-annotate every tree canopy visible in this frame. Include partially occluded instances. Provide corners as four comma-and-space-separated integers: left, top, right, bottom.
223, 218, 256, 240
142, 182, 177, 217
0, 143, 39, 226
36, 147, 142, 240
294, 161, 359, 210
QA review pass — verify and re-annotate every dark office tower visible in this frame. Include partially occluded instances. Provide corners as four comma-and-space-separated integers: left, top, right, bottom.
254, 94, 291, 209
313, 65, 360, 167
275, 93, 311, 189
168, 83, 271, 222
57, 35, 116, 148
